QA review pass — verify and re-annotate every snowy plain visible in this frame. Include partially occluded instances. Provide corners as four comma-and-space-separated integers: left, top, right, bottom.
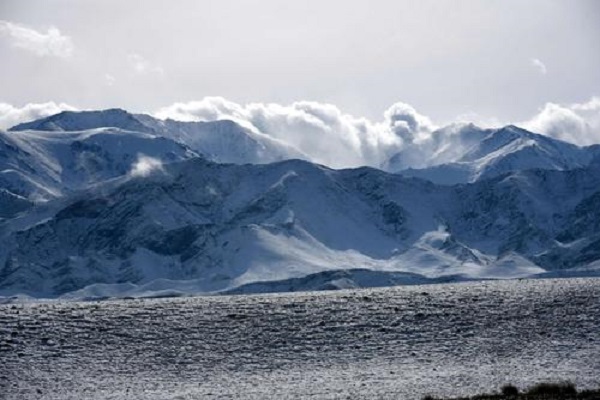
1, 277, 599, 399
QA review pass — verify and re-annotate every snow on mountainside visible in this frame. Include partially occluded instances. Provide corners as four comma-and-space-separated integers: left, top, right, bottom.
0, 127, 196, 208
383, 123, 488, 171
2, 109, 600, 299
10, 110, 596, 183
10, 109, 306, 165
390, 125, 595, 184
136, 115, 307, 164
10, 109, 155, 134
1, 156, 600, 298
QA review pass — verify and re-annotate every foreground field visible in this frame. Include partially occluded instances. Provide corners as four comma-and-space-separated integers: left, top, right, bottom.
1, 278, 599, 399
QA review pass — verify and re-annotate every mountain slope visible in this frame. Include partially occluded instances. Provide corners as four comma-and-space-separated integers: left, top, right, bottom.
10, 109, 306, 165
392, 126, 594, 184
0, 127, 197, 207
383, 123, 488, 171
2, 110, 600, 298
10, 109, 155, 134
12, 111, 597, 185
1, 157, 599, 298
136, 116, 307, 164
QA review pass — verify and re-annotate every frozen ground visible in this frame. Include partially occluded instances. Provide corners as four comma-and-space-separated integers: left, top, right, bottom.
1, 278, 599, 399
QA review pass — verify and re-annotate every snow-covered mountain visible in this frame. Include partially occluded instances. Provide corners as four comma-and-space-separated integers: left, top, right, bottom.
136, 115, 307, 164
1, 109, 600, 299
388, 125, 596, 184
10, 110, 596, 184
1, 155, 600, 298
1, 108, 303, 215
10, 108, 155, 134
383, 123, 488, 172
11, 109, 306, 165
0, 127, 197, 217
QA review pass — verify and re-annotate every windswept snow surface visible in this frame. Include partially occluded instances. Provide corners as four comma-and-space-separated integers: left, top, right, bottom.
1, 278, 599, 399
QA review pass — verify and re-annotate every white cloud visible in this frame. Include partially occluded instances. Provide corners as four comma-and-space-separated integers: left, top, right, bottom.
0, 20, 73, 58
105, 74, 116, 86
155, 97, 246, 123
155, 96, 600, 169
531, 58, 547, 75
0, 102, 77, 130
521, 97, 600, 146
130, 155, 165, 177
383, 102, 436, 143
155, 97, 419, 168
1, 94, 598, 171
127, 53, 164, 76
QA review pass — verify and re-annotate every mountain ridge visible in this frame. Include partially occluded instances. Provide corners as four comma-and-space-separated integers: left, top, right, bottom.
1, 109, 599, 299
392, 125, 595, 184
1, 156, 599, 298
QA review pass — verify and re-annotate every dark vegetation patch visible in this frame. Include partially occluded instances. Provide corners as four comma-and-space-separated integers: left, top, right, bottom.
423, 382, 600, 400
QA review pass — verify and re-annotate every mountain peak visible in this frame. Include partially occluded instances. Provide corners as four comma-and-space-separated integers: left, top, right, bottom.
500, 124, 524, 131
8, 108, 155, 133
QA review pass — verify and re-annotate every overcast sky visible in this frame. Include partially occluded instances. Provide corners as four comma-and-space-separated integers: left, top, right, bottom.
1, 0, 599, 134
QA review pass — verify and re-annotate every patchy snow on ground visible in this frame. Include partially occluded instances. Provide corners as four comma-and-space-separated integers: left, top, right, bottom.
1, 278, 599, 399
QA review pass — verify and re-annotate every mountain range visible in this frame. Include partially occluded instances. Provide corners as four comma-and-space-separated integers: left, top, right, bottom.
1, 109, 599, 299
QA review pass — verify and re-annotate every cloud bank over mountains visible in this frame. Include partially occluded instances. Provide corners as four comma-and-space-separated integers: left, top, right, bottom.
1, 96, 599, 169
153, 96, 600, 168
522, 97, 600, 146
155, 98, 403, 168
0, 102, 76, 131
155, 96, 600, 168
